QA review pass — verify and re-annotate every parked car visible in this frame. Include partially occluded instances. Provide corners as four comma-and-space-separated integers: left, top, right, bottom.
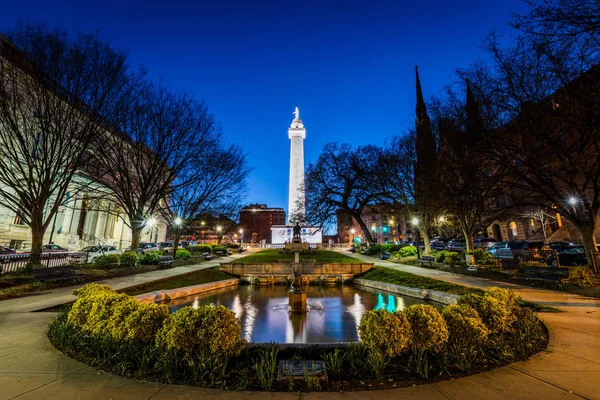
445, 240, 466, 252
158, 241, 182, 252
488, 240, 549, 261
473, 237, 497, 249
20, 244, 69, 254
545, 246, 588, 267
431, 241, 447, 251
0, 246, 16, 255
72, 245, 123, 264
547, 241, 582, 252
181, 241, 195, 248
128, 242, 159, 253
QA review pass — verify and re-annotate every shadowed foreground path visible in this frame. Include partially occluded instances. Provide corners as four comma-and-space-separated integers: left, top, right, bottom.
0, 249, 598, 399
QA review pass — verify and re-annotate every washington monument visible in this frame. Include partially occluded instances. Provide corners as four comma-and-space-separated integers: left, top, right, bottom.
288, 107, 306, 224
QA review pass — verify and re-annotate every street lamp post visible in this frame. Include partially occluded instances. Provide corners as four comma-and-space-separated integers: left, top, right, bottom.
216, 225, 222, 244
239, 228, 244, 244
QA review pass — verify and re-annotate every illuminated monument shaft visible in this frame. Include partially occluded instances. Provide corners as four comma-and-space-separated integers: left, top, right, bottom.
288, 107, 305, 224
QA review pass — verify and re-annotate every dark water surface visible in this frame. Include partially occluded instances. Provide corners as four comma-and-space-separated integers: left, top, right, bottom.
163, 285, 440, 344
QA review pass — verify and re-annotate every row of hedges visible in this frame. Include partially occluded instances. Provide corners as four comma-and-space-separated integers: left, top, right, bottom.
358, 287, 544, 378
93, 249, 192, 269
49, 284, 546, 390
365, 243, 410, 256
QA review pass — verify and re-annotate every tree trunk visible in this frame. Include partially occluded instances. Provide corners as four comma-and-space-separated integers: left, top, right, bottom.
353, 214, 375, 245
29, 218, 45, 267
421, 227, 431, 255
172, 231, 181, 257
464, 233, 474, 252
579, 224, 598, 270
130, 217, 143, 250
217, 235, 222, 245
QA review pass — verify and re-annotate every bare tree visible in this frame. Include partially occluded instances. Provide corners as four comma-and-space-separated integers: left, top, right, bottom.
304, 143, 386, 245
520, 207, 557, 243
460, 7, 600, 263
92, 83, 219, 250
0, 24, 135, 264
160, 143, 249, 256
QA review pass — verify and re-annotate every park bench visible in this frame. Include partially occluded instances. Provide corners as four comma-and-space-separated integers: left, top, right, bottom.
158, 256, 175, 268
202, 252, 213, 260
214, 250, 226, 256
379, 252, 391, 260
418, 255, 435, 267
516, 266, 569, 282
33, 265, 82, 282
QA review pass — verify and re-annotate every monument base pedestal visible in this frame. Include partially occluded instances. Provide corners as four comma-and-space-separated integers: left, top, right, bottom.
288, 291, 307, 312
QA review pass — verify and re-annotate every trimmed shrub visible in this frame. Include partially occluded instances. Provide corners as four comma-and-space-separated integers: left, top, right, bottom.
72, 283, 114, 298
82, 292, 134, 337
140, 250, 163, 265
190, 244, 212, 254
442, 304, 489, 348
211, 245, 228, 254
156, 305, 245, 360
92, 254, 120, 269
119, 251, 140, 266
111, 302, 169, 343
175, 249, 191, 260
366, 245, 383, 256
444, 251, 462, 265
458, 293, 515, 333
397, 245, 418, 258
467, 249, 496, 265
225, 243, 240, 249
485, 287, 520, 311
358, 309, 411, 357
404, 304, 449, 351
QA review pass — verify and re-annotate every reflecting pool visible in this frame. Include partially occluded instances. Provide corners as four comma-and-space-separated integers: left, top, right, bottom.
162, 285, 441, 344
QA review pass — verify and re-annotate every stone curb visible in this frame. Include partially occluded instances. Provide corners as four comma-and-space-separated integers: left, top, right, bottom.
135, 278, 240, 304
353, 279, 459, 305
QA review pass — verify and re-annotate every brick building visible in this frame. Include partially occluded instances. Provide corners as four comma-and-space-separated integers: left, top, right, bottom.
239, 204, 286, 244
337, 204, 411, 245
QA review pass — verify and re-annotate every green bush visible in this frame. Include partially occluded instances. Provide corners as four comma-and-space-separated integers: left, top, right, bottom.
175, 249, 191, 260
211, 245, 228, 254
225, 243, 240, 249
404, 304, 449, 351
458, 292, 515, 333
140, 250, 163, 265
434, 250, 451, 263
358, 309, 411, 357
119, 251, 140, 266
444, 252, 462, 264
110, 302, 169, 343
366, 245, 383, 256
72, 283, 114, 298
156, 305, 245, 360
92, 254, 120, 268
381, 243, 404, 253
485, 287, 520, 311
467, 249, 496, 265
442, 304, 489, 348
397, 245, 418, 257
190, 244, 212, 254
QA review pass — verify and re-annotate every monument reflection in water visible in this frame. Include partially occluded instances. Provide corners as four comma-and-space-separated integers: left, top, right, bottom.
163, 285, 440, 344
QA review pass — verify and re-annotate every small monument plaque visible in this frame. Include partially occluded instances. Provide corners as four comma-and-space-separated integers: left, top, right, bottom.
277, 360, 328, 384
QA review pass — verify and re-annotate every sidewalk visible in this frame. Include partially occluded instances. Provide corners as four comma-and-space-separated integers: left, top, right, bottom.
0, 250, 598, 399
0, 252, 245, 313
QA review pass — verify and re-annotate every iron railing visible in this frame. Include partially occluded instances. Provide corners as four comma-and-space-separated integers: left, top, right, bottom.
0, 252, 74, 274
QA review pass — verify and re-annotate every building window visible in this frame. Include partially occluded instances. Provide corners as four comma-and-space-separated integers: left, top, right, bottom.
509, 221, 518, 238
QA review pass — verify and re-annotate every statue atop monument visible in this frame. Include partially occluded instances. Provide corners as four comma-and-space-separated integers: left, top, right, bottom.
293, 107, 300, 120
293, 222, 302, 238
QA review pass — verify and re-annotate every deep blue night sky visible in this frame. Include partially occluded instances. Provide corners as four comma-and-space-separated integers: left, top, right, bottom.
0, 0, 527, 214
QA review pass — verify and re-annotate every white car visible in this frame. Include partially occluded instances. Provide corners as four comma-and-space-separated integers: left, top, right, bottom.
73, 245, 122, 264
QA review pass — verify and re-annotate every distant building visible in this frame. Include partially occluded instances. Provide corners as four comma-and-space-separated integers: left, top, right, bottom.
337, 204, 411, 244
239, 204, 286, 244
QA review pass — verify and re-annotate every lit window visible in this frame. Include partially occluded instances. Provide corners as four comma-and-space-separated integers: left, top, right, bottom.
509, 221, 518, 237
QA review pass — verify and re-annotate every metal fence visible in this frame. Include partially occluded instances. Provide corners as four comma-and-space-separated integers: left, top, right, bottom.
244, 243, 333, 250
0, 252, 74, 274
497, 249, 558, 270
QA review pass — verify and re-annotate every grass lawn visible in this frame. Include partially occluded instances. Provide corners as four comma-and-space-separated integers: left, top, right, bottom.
360, 266, 560, 312
121, 267, 234, 296
233, 249, 362, 264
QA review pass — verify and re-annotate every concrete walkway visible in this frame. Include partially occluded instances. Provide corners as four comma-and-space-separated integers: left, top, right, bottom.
0, 250, 598, 399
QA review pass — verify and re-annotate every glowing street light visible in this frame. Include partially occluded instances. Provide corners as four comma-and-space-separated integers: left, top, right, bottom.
200, 221, 205, 226
439, 216, 446, 223
146, 217, 157, 228
174, 217, 182, 226
569, 197, 578, 205
216, 225, 222, 232
411, 218, 419, 226
239, 228, 244, 234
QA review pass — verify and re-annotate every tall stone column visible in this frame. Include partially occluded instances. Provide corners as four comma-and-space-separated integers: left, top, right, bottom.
288, 107, 306, 224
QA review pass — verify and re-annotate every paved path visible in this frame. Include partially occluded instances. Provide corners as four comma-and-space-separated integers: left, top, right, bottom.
0, 249, 598, 399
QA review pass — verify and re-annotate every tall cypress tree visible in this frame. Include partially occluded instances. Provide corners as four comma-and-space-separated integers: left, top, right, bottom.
413, 66, 438, 254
